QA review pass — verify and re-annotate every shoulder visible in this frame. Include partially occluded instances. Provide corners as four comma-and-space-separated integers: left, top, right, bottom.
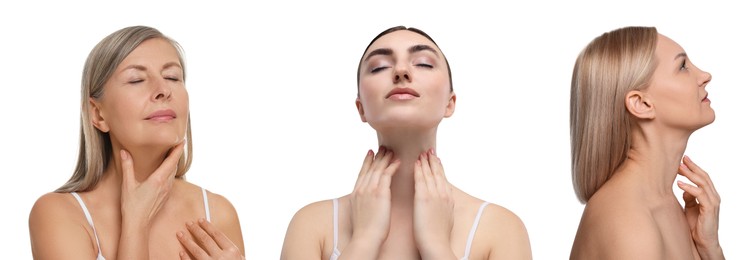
29, 192, 98, 259
475, 203, 532, 260
281, 198, 335, 259
286, 198, 334, 235
571, 191, 662, 259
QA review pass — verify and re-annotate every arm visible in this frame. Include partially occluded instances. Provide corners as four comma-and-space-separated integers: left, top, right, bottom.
677, 156, 725, 260
570, 208, 664, 260
29, 193, 99, 260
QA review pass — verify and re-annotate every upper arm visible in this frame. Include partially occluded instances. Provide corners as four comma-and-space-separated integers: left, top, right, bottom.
481, 204, 532, 260
207, 191, 246, 255
280, 200, 330, 260
29, 193, 98, 260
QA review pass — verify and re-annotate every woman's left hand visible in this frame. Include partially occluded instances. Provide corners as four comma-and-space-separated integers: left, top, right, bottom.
413, 149, 455, 259
177, 218, 245, 260
677, 155, 725, 260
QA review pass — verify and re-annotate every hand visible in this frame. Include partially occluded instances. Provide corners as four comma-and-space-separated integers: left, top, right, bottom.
178, 218, 244, 260
677, 155, 725, 259
413, 149, 455, 258
120, 141, 185, 227
348, 147, 400, 248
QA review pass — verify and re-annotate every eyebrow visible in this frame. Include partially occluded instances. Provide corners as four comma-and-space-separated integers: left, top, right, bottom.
674, 52, 688, 60
363, 44, 440, 62
120, 62, 182, 73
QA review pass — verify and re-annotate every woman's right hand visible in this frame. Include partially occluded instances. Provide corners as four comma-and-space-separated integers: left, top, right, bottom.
677, 155, 725, 260
120, 141, 185, 227
343, 147, 400, 257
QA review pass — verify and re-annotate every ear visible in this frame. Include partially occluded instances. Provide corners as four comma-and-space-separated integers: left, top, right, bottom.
443, 92, 456, 118
89, 97, 110, 132
355, 97, 367, 122
625, 90, 655, 120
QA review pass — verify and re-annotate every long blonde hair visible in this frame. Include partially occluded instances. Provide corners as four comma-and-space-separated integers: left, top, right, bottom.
56, 26, 193, 192
570, 26, 657, 203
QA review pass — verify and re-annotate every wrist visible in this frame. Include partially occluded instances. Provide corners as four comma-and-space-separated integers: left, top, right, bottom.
340, 237, 382, 260
416, 238, 454, 260
697, 243, 725, 260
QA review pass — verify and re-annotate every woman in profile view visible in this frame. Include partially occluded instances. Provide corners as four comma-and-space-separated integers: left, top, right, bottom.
569, 26, 724, 260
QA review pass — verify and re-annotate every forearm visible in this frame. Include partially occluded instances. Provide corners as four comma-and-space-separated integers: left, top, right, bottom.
117, 221, 150, 259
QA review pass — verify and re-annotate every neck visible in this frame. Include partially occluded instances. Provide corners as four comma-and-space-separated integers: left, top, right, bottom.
617, 124, 692, 197
99, 140, 174, 198
376, 127, 438, 206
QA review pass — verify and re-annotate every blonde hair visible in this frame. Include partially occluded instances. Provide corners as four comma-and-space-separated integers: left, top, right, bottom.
56, 26, 193, 192
570, 26, 658, 203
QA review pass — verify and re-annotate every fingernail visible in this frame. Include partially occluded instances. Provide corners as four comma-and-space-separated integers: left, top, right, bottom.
187, 221, 193, 226
198, 218, 205, 223
430, 148, 436, 155
680, 163, 689, 170
677, 180, 687, 186
685, 156, 692, 162
120, 150, 127, 160
177, 231, 184, 238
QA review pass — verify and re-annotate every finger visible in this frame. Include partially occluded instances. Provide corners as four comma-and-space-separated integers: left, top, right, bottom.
152, 141, 186, 181
354, 150, 374, 189
197, 218, 235, 250
120, 149, 136, 186
368, 150, 393, 188
678, 163, 718, 205
378, 159, 400, 191
683, 156, 719, 196
427, 150, 450, 194
186, 220, 222, 256
420, 152, 437, 194
179, 251, 192, 260
677, 180, 713, 210
682, 190, 699, 209
177, 230, 210, 259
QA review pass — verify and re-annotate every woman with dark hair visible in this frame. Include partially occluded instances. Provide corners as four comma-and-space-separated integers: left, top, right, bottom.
281, 26, 532, 260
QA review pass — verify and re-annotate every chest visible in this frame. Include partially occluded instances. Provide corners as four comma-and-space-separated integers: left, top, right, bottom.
93, 199, 208, 259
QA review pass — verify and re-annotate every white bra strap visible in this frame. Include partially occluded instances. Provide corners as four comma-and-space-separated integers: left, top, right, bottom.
332, 198, 339, 253
71, 192, 103, 253
462, 201, 490, 260
202, 188, 211, 222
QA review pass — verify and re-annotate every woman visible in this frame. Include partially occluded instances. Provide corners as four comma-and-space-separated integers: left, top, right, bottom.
29, 26, 245, 259
281, 26, 532, 260
569, 26, 724, 259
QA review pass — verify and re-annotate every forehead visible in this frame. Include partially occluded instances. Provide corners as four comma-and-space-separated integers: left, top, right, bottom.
364, 30, 444, 59
121, 38, 181, 65
655, 33, 685, 61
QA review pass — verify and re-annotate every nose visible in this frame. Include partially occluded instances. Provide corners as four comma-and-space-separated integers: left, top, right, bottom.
152, 78, 172, 101
698, 69, 712, 88
392, 67, 412, 84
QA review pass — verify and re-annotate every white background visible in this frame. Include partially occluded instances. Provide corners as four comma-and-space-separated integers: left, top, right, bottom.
1, 1, 750, 259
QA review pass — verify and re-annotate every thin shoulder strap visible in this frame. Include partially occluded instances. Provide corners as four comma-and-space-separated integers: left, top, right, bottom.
330, 198, 341, 260
461, 201, 491, 260
71, 192, 104, 257
202, 188, 211, 222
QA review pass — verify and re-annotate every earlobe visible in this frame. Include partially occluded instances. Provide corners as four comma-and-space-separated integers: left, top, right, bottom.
355, 97, 367, 122
89, 98, 110, 132
625, 90, 654, 120
443, 93, 456, 118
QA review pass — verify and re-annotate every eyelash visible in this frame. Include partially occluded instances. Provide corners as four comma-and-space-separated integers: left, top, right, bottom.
416, 63, 433, 68
371, 67, 388, 73
680, 59, 687, 71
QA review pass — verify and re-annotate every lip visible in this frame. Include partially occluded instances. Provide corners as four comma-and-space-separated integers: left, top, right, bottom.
702, 93, 710, 103
385, 88, 420, 100
145, 109, 177, 121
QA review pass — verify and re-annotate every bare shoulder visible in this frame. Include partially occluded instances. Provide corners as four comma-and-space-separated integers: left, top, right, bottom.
29, 192, 98, 259
281, 198, 335, 260
476, 203, 532, 260
571, 190, 662, 259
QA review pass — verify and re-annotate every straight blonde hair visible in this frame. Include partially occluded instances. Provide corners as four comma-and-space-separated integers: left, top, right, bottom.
570, 26, 658, 203
56, 26, 193, 192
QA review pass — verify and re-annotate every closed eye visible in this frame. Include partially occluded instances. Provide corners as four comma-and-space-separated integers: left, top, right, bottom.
416, 63, 433, 68
680, 59, 687, 71
371, 66, 389, 73
128, 79, 144, 84
165, 77, 181, 82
